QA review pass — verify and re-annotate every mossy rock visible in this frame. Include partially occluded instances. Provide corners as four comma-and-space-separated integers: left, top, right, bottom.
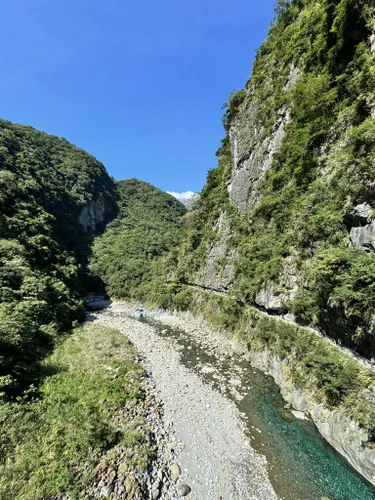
281, 411, 295, 423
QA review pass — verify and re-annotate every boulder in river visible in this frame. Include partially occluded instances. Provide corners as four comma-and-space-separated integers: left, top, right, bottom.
281, 411, 295, 423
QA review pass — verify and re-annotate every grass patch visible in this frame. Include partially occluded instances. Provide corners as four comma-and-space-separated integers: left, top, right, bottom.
0, 324, 152, 500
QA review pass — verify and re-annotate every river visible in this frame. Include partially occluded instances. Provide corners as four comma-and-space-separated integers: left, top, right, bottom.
143, 316, 375, 500
92, 301, 375, 499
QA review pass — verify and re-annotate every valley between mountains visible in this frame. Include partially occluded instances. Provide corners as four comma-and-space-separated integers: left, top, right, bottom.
1, 1, 375, 499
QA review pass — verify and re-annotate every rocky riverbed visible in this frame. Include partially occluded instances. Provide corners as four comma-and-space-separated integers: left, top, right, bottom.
84, 381, 181, 500
88, 301, 375, 500
89, 302, 277, 500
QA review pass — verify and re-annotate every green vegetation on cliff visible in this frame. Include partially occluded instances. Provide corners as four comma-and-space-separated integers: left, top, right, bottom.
234, 0, 375, 357
122, 0, 375, 429
90, 179, 187, 298
0, 119, 117, 396
139, 0, 375, 360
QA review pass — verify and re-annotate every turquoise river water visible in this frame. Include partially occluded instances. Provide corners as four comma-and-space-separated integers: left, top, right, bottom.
144, 318, 375, 500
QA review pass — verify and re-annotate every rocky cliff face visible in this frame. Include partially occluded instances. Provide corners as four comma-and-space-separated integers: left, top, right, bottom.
196, 211, 236, 290
79, 196, 107, 233
179, 0, 375, 359
228, 100, 291, 214
187, 67, 298, 302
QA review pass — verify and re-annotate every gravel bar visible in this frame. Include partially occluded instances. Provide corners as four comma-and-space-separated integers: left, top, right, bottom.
91, 301, 277, 500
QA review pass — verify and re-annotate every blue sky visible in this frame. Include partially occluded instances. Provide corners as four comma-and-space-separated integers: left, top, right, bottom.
0, 0, 275, 195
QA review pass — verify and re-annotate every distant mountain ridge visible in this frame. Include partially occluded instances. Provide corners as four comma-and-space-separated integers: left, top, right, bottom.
183, 192, 200, 211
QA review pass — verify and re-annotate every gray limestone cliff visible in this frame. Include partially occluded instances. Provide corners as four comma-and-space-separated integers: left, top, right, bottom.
79, 196, 107, 233
197, 211, 236, 290
229, 103, 290, 214
194, 83, 296, 301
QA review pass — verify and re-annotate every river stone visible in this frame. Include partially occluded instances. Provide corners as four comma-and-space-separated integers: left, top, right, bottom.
124, 476, 133, 493
152, 486, 160, 499
177, 484, 191, 497
170, 463, 181, 477
281, 411, 295, 423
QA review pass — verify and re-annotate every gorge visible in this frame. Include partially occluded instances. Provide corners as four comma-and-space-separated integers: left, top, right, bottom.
1, 0, 375, 498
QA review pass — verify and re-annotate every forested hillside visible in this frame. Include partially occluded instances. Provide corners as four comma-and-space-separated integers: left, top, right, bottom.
0, 126, 189, 498
90, 178, 186, 298
0, 119, 117, 396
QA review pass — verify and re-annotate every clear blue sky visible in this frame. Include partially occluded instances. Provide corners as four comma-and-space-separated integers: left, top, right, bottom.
0, 0, 275, 194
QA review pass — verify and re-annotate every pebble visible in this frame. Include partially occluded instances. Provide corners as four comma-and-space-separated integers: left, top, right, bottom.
118, 462, 127, 475
170, 463, 181, 477
177, 484, 191, 496
125, 475, 133, 493
99, 485, 113, 497
152, 486, 160, 499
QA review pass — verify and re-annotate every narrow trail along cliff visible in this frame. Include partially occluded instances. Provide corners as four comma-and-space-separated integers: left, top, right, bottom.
91, 302, 375, 500
183, 283, 375, 373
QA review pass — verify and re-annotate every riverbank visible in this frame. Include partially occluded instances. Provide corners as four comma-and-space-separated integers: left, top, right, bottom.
91, 300, 375, 499
136, 287, 375, 490
92, 302, 277, 500
0, 323, 177, 500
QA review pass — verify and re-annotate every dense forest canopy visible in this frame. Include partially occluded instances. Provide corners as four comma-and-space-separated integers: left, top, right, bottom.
0, 119, 117, 396
0, 119, 187, 398
90, 179, 187, 298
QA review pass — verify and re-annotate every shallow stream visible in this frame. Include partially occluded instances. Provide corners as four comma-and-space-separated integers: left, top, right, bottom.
142, 317, 375, 500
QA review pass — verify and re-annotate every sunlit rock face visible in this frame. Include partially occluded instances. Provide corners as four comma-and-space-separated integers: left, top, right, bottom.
228, 66, 299, 214
198, 211, 236, 290
348, 203, 375, 251
228, 103, 290, 214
